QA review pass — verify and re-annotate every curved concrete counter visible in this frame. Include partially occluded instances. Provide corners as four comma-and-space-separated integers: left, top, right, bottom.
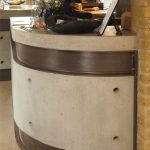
11, 17, 137, 150
0, 5, 33, 80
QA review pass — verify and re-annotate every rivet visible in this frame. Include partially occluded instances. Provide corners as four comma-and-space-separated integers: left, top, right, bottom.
0, 60, 4, 64
113, 88, 119, 92
28, 78, 32, 83
28, 121, 32, 126
113, 136, 120, 141
0, 36, 3, 40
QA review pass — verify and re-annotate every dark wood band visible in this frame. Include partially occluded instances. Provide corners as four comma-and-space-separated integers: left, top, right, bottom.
14, 122, 64, 150
0, 19, 10, 31
0, 69, 11, 81
11, 39, 137, 76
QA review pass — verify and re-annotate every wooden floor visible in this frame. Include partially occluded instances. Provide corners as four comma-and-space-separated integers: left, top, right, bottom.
0, 81, 20, 150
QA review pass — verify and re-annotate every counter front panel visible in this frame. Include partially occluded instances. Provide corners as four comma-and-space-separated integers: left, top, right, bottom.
12, 59, 135, 150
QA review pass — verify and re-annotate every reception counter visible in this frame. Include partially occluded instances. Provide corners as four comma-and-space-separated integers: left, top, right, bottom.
11, 17, 137, 150
0, 5, 33, 80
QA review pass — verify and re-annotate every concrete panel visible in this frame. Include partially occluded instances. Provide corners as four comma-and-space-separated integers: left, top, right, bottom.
12, 60, 134, 150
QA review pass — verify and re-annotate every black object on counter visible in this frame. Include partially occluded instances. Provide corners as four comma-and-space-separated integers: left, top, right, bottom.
47, 15, 102, 34
44, 0, 102, 34
43, 0, 121, 34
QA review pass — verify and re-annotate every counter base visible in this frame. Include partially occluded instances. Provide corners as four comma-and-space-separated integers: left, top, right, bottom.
14, 122, 64, 150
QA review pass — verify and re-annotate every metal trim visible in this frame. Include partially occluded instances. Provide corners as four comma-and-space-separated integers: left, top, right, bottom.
11, 40, 137, 76
133, 52, 138, 150
14, 122, 64, 150
0, 69, 11, 81
0, 19, 10, 31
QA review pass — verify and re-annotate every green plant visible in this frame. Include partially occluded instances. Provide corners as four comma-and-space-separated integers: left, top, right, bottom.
37, 0, 63, 10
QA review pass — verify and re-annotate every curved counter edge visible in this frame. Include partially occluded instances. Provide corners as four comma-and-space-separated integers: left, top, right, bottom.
11, 23, 138, 52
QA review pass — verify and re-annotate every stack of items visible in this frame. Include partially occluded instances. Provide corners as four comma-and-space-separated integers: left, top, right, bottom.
73, 0, 104, 11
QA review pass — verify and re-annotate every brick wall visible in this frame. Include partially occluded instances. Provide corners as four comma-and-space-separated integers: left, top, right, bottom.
132, 0, 150, 150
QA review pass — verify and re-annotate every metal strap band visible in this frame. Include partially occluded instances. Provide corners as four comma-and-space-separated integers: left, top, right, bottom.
14, 122, 64, 150
11, 40, 137, 76
0, 69, 11, 81
0, 19, 10, 31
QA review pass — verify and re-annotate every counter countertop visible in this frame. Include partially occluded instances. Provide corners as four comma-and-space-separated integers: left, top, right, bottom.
0, 5, 34, 19
11, 17, 137, 52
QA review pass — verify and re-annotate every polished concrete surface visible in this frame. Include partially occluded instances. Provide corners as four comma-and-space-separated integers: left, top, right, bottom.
0, 81, 19, 150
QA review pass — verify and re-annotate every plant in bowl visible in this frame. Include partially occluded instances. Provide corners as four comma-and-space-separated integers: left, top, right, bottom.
35, 0, 63, 20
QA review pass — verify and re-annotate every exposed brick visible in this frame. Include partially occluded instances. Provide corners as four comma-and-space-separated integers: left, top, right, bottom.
138, 112, 150, 128
137, 137, 150, 150
139, 62, 150, 74
131, 0, 140, 7
138, 102, 150, 119
139, 74, 150, 84
132, 6, 140, 16
138, 81, 150, 96
146, 108, 150, 118
130, 0, 150, 149
144, 140, 150, 150
139, 39, 150, 50
138, 103, 146, 116
138, 124, 150, 139
138, 0, 148, 7
138, 17, 150, 29
137, 135, 144, 150
139, 7, 150, 17
138, 94, 150, 106
138, 29, 150, 38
